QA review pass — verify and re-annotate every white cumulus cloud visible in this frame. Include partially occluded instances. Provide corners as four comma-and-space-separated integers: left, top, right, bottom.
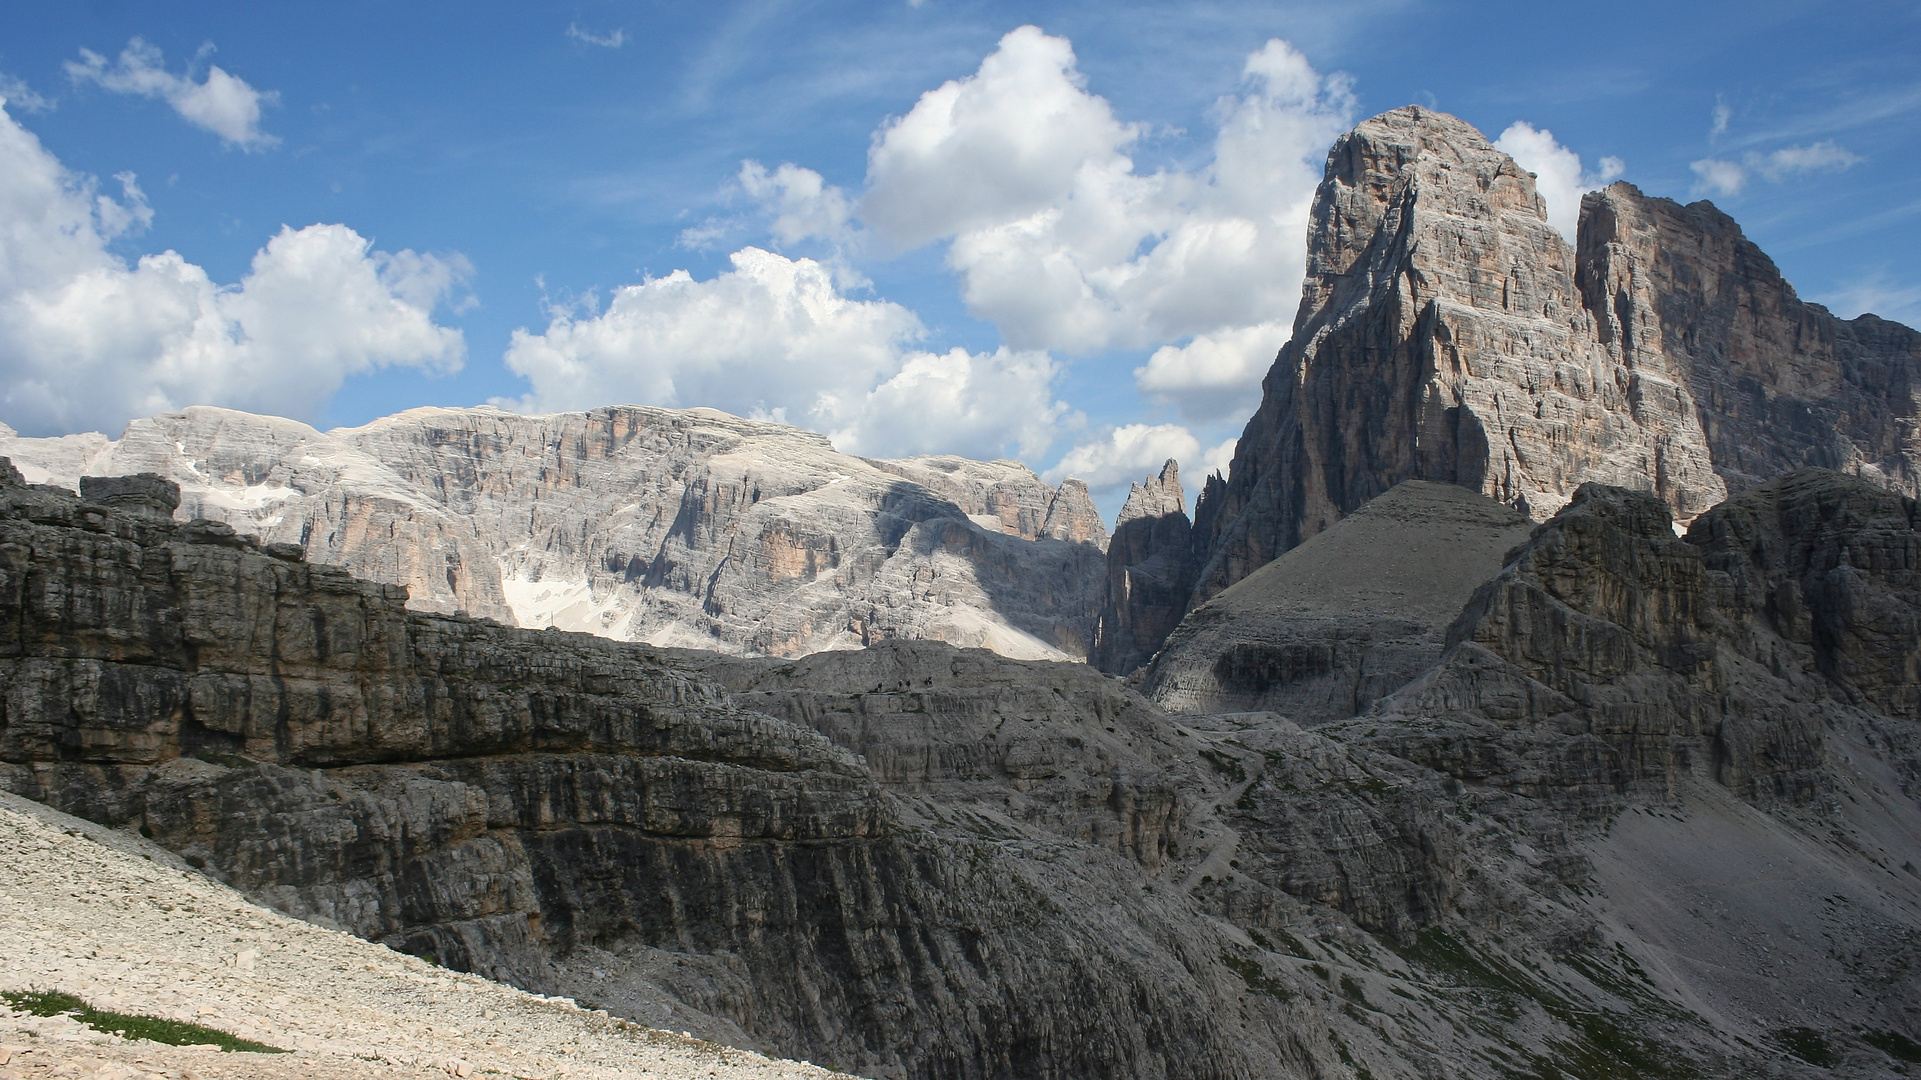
852, 27, 1351, 432
1493, 122, 1624, 243
738, 161, 857, 248
1134, 321, 1286, 424
1203, 437, 1238, 478
500, 246, 1070, 462
829, 346, 1066, 460
67, 38, 277, 149
1690, 157, 1749, 197
0, 102, 467, 436
860, 25, 1141, 254
1044, 422, 1202, 495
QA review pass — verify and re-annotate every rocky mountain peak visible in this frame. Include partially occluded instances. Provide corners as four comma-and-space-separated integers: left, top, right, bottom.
1094, 105, 1921, 674
1092, 458, 1199, 676
1040, 476, 1106, 545
1115, 458, 1185, 526
1300, 105, 1565, 328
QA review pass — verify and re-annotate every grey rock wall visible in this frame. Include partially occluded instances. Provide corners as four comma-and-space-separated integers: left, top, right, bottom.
1091, 459, 1201, 675
1142, 480, 1534, 719
1170, 107, 1921, 676
8, 459, 1921, 1076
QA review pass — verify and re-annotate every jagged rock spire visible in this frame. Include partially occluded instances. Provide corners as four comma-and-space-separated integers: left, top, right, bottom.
1092, 459, 1200, 675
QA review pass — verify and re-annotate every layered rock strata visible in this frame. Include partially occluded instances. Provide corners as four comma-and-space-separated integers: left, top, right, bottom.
1188, 107, 1718, 615
1580, 184, 1921, 498
0, 462, 1269, 1080
10, 459, 1921, 1075
1104, 106, 1921, 674
1142, 480, 1534, 719
0, 405, 1108, 661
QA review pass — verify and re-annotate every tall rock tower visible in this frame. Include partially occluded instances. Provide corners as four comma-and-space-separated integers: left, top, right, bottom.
1092, 105, 1921, 674
1189, 105, 1724, 606
1091, 460, 1199, 675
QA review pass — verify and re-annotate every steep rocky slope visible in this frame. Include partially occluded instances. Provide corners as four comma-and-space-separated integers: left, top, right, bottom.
1189, 106, 1721, 613
0, 405, 1107, 661
1099, 106, 1921, 674
7, 459, 1921, 1077
0, 790, 844, 1080
1142, 480, 1535, 719
1579, 184, 1921, 498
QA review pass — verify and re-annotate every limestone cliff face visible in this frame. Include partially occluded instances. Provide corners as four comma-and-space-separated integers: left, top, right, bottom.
1364, 469, 1920, 809
1190, 106, 1716, 612
675, 641, 1195, 872
1090, 460, 1201, 675
1578, 183, 1921, 498
0, 404, 1108, 662
1173, 107, 1921, 675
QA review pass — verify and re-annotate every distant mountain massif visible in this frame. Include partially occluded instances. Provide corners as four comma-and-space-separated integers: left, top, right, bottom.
0, 404, 1107, 660
4, 106, 1920, 1079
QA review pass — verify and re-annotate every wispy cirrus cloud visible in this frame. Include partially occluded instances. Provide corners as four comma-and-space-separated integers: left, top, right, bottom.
1690, 139, 1863, 197
66, 38, 277, 149
0, 73, 53, 114
1814, 271, 1921, 329
566, 23, 626, 48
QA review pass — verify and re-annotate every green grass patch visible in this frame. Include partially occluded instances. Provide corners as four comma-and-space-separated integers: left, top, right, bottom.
1198, 748, 1247, 785
1221, 954, 1293, 1002
1769, 1027, 1833, 1068
1866, 1029, 1921, 1063
2, 989, 288, 1053
1386, 934, 1703, 1080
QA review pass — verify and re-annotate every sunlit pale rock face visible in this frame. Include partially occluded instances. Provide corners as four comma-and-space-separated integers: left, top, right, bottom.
1190, 106, 1726, 613
0, 404, 1108, 661
1091, 106, 1921, 675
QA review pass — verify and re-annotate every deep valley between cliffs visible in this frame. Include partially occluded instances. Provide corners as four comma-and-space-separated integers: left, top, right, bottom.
2, 102, 1920, 1080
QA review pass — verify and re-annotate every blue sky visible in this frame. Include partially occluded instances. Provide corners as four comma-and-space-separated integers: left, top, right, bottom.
2, 0, 1917, 516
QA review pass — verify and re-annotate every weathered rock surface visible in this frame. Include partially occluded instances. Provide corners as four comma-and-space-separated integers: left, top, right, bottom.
8, 458, 1921, 1077
1337, 469, 1921, 1068
671, 640, 1197, 872
1580, 183, 1921, 499
0, 405, 1108, 661
0, 462, 1269, 1080
1090, 459, 1201, 676
1189, 107, 1718, 613
1143, 480, 1535, 719
1157, 106, 1921, 674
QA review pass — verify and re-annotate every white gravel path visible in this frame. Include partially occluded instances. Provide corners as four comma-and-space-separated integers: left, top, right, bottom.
0, 792, 848, 1080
